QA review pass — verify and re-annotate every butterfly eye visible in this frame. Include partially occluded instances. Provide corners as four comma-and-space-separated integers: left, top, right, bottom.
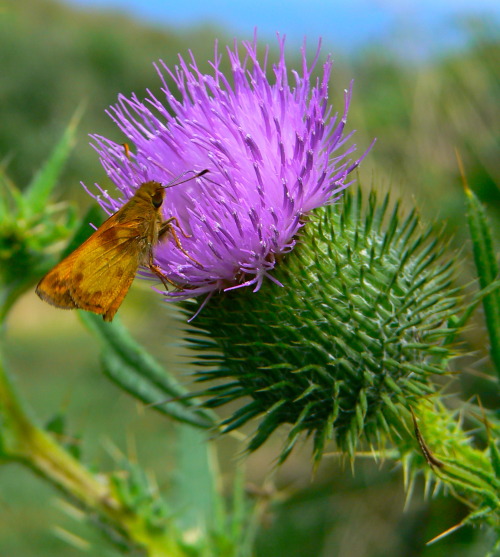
151, 190, 164, 208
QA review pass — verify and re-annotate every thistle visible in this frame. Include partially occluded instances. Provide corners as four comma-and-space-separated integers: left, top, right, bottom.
188, 190, 461, 462
0, 30, 497, 557
89, 35, 462, 463
89, 34, 369, 300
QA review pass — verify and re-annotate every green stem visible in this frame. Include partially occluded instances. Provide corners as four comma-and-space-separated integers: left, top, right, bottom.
0, 357, 185, 557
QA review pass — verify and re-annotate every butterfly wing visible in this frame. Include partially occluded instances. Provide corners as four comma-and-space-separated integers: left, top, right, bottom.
36, 251, 79, 310
70, 224, 144, 321
36, 215, 147, 321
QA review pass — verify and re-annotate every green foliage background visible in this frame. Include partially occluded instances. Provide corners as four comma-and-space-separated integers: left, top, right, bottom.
0, 0, 498, 555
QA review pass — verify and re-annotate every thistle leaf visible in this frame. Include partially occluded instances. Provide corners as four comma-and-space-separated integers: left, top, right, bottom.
169, 425, 216, 532
80, 312, 215, 428
465, 185, 500, 376
24, 106, 84, 215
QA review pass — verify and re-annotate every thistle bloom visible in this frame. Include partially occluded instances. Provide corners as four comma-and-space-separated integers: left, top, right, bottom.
86, 36, 464, 466
88, 35, 369, 301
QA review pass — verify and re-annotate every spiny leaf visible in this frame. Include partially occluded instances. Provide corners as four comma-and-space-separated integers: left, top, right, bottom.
169, 425, 216, 532
101, 349, 211, 428
465, 185, 500, 376
80, 312, 215, 428
24, 106, 84, 215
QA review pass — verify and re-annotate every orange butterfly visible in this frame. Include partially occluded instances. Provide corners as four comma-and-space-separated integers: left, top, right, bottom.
36, 171, 207, 321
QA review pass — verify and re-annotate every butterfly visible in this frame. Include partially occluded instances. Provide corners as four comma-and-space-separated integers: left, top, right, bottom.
36, 170, 207, 321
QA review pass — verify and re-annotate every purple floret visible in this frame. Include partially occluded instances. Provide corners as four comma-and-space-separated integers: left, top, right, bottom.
88, 34, 371, 302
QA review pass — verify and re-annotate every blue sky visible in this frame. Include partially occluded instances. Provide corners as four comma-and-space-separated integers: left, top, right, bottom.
66, 0, 499, 55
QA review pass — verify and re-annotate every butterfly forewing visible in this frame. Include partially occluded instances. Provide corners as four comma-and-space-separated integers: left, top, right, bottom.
36, 210, 151, 321
70, 224, 146, 320
35, 252, 79, 309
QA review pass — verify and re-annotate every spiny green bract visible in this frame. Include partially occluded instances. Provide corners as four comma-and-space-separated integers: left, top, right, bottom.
184, 188, 462, 463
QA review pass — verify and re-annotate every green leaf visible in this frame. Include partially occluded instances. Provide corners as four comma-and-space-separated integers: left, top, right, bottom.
45, 412, 66, 436
0, 171, 10, 220
169, 424, 216, 532
465, 186, 500, 376
24, 105, 84, 215
101, 348, 211, 428
0, 174, 24, 220
79, 312, 216, 428
489, 437, 500, 482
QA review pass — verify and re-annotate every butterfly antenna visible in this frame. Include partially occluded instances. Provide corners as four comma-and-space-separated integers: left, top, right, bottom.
121, 143, 208, 189
163, 169, 209, 190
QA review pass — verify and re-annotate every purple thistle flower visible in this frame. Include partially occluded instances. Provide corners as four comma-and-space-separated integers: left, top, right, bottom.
88, 35, 371, 303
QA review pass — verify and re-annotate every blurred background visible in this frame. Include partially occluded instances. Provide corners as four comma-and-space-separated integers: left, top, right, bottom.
1, 0, 499, 555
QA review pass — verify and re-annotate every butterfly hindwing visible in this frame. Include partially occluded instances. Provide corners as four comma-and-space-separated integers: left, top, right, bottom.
35, 254, 79, 309
69, 225, 144, 321
36, 215, 148, 320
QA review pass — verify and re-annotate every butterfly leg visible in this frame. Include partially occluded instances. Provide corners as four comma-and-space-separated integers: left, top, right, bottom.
159, 219, 202, 266
147, 248, 181, 289
159, 216, 192, 239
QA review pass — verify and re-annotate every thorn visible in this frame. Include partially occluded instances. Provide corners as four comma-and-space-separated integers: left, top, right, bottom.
55, 498, 86, 522
475, 395, 492, 440
426, 522, 464, 546
52, 526, 91, 550
402, 454, 410, 491
403, 474, 416, 512
454, 148, 469, 193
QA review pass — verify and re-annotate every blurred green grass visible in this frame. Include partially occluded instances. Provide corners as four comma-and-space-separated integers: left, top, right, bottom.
0, 0, 498, 555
